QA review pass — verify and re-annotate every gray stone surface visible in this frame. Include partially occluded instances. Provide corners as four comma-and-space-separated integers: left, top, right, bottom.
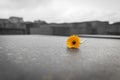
0, 35, 120, 80
79, 34, 120, 39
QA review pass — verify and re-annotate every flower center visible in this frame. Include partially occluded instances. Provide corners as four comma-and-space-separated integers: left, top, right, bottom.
72, 41, 76, 45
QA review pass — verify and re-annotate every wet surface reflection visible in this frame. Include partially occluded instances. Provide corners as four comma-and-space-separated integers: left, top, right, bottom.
0, 35, 120, 80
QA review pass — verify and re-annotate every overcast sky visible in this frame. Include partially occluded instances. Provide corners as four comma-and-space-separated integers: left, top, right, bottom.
0, 0, 120, 23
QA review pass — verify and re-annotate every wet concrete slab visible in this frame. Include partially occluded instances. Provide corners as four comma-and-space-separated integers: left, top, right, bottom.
0, 35, 120, 80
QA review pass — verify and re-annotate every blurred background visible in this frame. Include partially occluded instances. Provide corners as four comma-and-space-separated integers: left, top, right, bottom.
0, 17, 120, 36
0, 0, 120, 36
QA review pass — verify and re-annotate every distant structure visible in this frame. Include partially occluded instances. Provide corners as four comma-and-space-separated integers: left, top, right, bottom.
107, 22, 120, 35
9, 16, 23, 23
34, 20, 46, 24
90, 21, 109, 34
0, 17, 26, 34
0, 19, 9, 23
29, 21, 110, 36
0, 19, 10, 28
0, 16, 120, 35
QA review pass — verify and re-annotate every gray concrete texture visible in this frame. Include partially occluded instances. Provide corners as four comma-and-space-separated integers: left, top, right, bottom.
0, 35, 120, 80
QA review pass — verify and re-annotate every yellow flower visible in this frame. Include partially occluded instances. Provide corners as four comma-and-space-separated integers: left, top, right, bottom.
66, 35, 81, 49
